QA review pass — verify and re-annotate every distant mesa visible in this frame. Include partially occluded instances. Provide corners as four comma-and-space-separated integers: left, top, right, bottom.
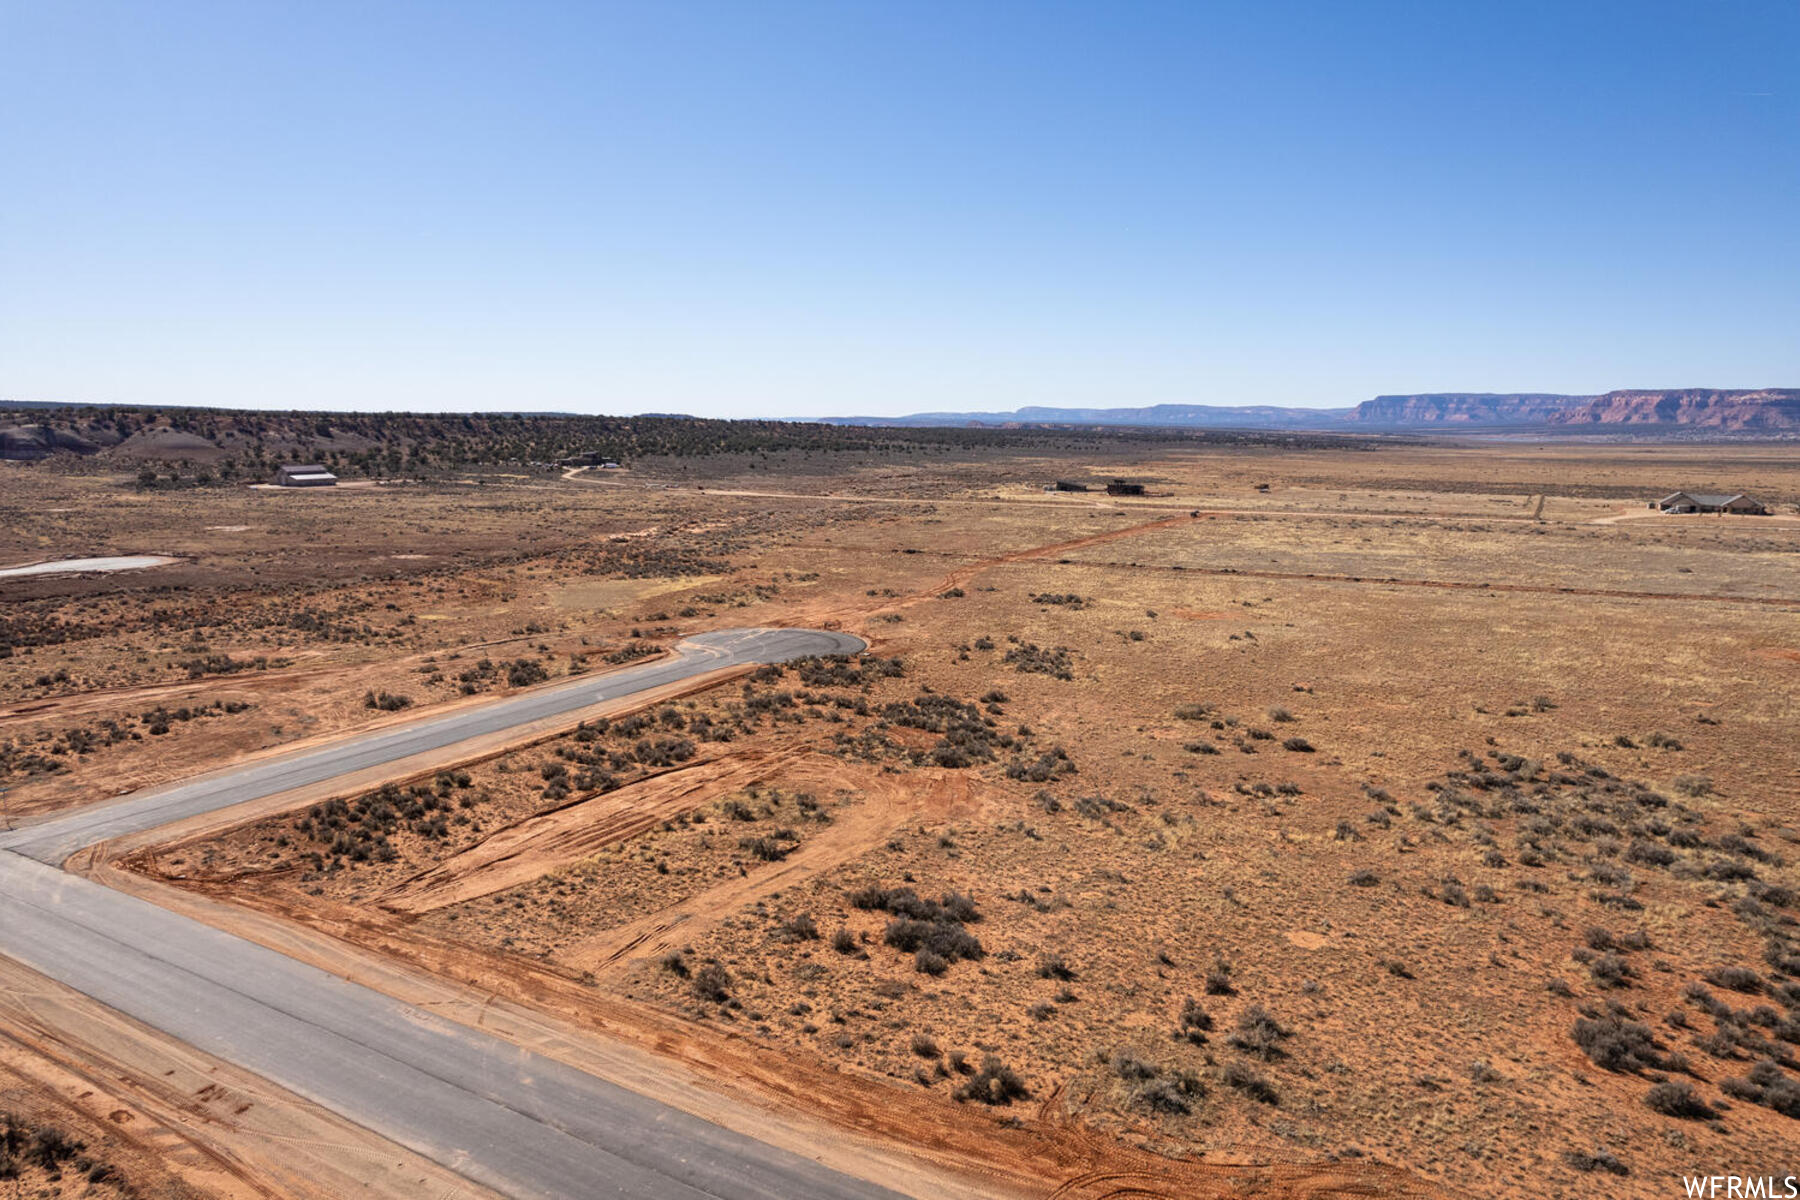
822, 388, 1800, 433
1342, 393, 1594, 425
1, 390, 1798, 470
1344, 388, 1800, 430
1549, 389, 1800, 429
828, 403, 1356, 430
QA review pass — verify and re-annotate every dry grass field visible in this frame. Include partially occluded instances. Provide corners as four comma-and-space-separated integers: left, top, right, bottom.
3, 437, 1799, 1199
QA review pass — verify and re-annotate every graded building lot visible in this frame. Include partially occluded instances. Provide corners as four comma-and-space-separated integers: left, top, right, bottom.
2, 439, 1798, 1199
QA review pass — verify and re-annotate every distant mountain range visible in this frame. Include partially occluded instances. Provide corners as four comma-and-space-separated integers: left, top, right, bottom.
823, 389, 1800, 432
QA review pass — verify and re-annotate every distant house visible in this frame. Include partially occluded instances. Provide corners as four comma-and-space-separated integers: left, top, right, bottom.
1051, 480, 1090, 492
1656, 491, 1766, 515
598, 460, 622, 470
1105, 479, 1147, 497
273, 464, 338, 488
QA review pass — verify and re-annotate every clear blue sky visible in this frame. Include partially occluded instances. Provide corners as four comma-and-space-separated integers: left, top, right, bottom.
2, 1, 1795, 417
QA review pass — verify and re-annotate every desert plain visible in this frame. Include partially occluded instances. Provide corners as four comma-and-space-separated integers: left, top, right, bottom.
2, 434, 1798, 1199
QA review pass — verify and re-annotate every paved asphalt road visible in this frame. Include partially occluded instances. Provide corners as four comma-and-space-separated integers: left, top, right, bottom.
0, 628, 914, 1200
2, 627, 866, 865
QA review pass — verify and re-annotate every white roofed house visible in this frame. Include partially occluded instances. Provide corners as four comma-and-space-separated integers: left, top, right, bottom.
273, 463, 338, 487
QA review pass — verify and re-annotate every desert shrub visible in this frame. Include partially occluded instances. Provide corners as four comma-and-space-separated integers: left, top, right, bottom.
850, 885, 979, 924
830, 928, 857, 955
1136, 1071, 1204, 1115
954, 1056, 1028, 1105
1174, 997, 1212, 1045
1113, 1051, 1159, 1081
1643, 1080, 1712, 1119
1348, 870, 1379, 887
1755, 884, 1796, 910
1718, 1060, 1800, 1118
1173, 703, 1212, 721
1767, 939, 1800, 976
1589, 953, 1633, 989
1222, 1060, 1278, 1104
739, 836, 792, 862
1706, 965, 1764, 994
1228, 1005, 1291, 1060
779, 913, 820, 941
1572, 1013, 1666, 1073
1037, 954, 1076, 981
691, 962, 731, 1003
915, 948, 949, 975
1281, 737, 1314, 753
1094, 1050, 1195, 1115
1563, 1148, 1629, 1176
910, 1033, 940, 1059
1626, 840, 1675, 866
885, 918, 984, 964
637, 735, 697, 766
1073, 794, 1131, 821
1674, 774, 1713, 798
0, 1115, 83, 1176
363, 690, 412, 711
505, 658, 550, 687
1006, 749, 1074, 782
1205, 963, 1237, 995
1003, 642, 1074, 680
939, 891, 979, 922
1703, 857, 1759, 882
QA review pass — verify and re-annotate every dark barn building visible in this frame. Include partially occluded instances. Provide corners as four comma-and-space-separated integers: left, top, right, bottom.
1105, 479, 1147, 497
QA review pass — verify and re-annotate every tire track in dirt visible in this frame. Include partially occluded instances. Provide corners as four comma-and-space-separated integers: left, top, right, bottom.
377, 746, 798, 915
916, 513, 1204, 600
894, 546, 1800, 608
372, 751, 992, 977
780, 512, 1212, 634
1043, 1163, 1437, 1199
565, 766, 987, 976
